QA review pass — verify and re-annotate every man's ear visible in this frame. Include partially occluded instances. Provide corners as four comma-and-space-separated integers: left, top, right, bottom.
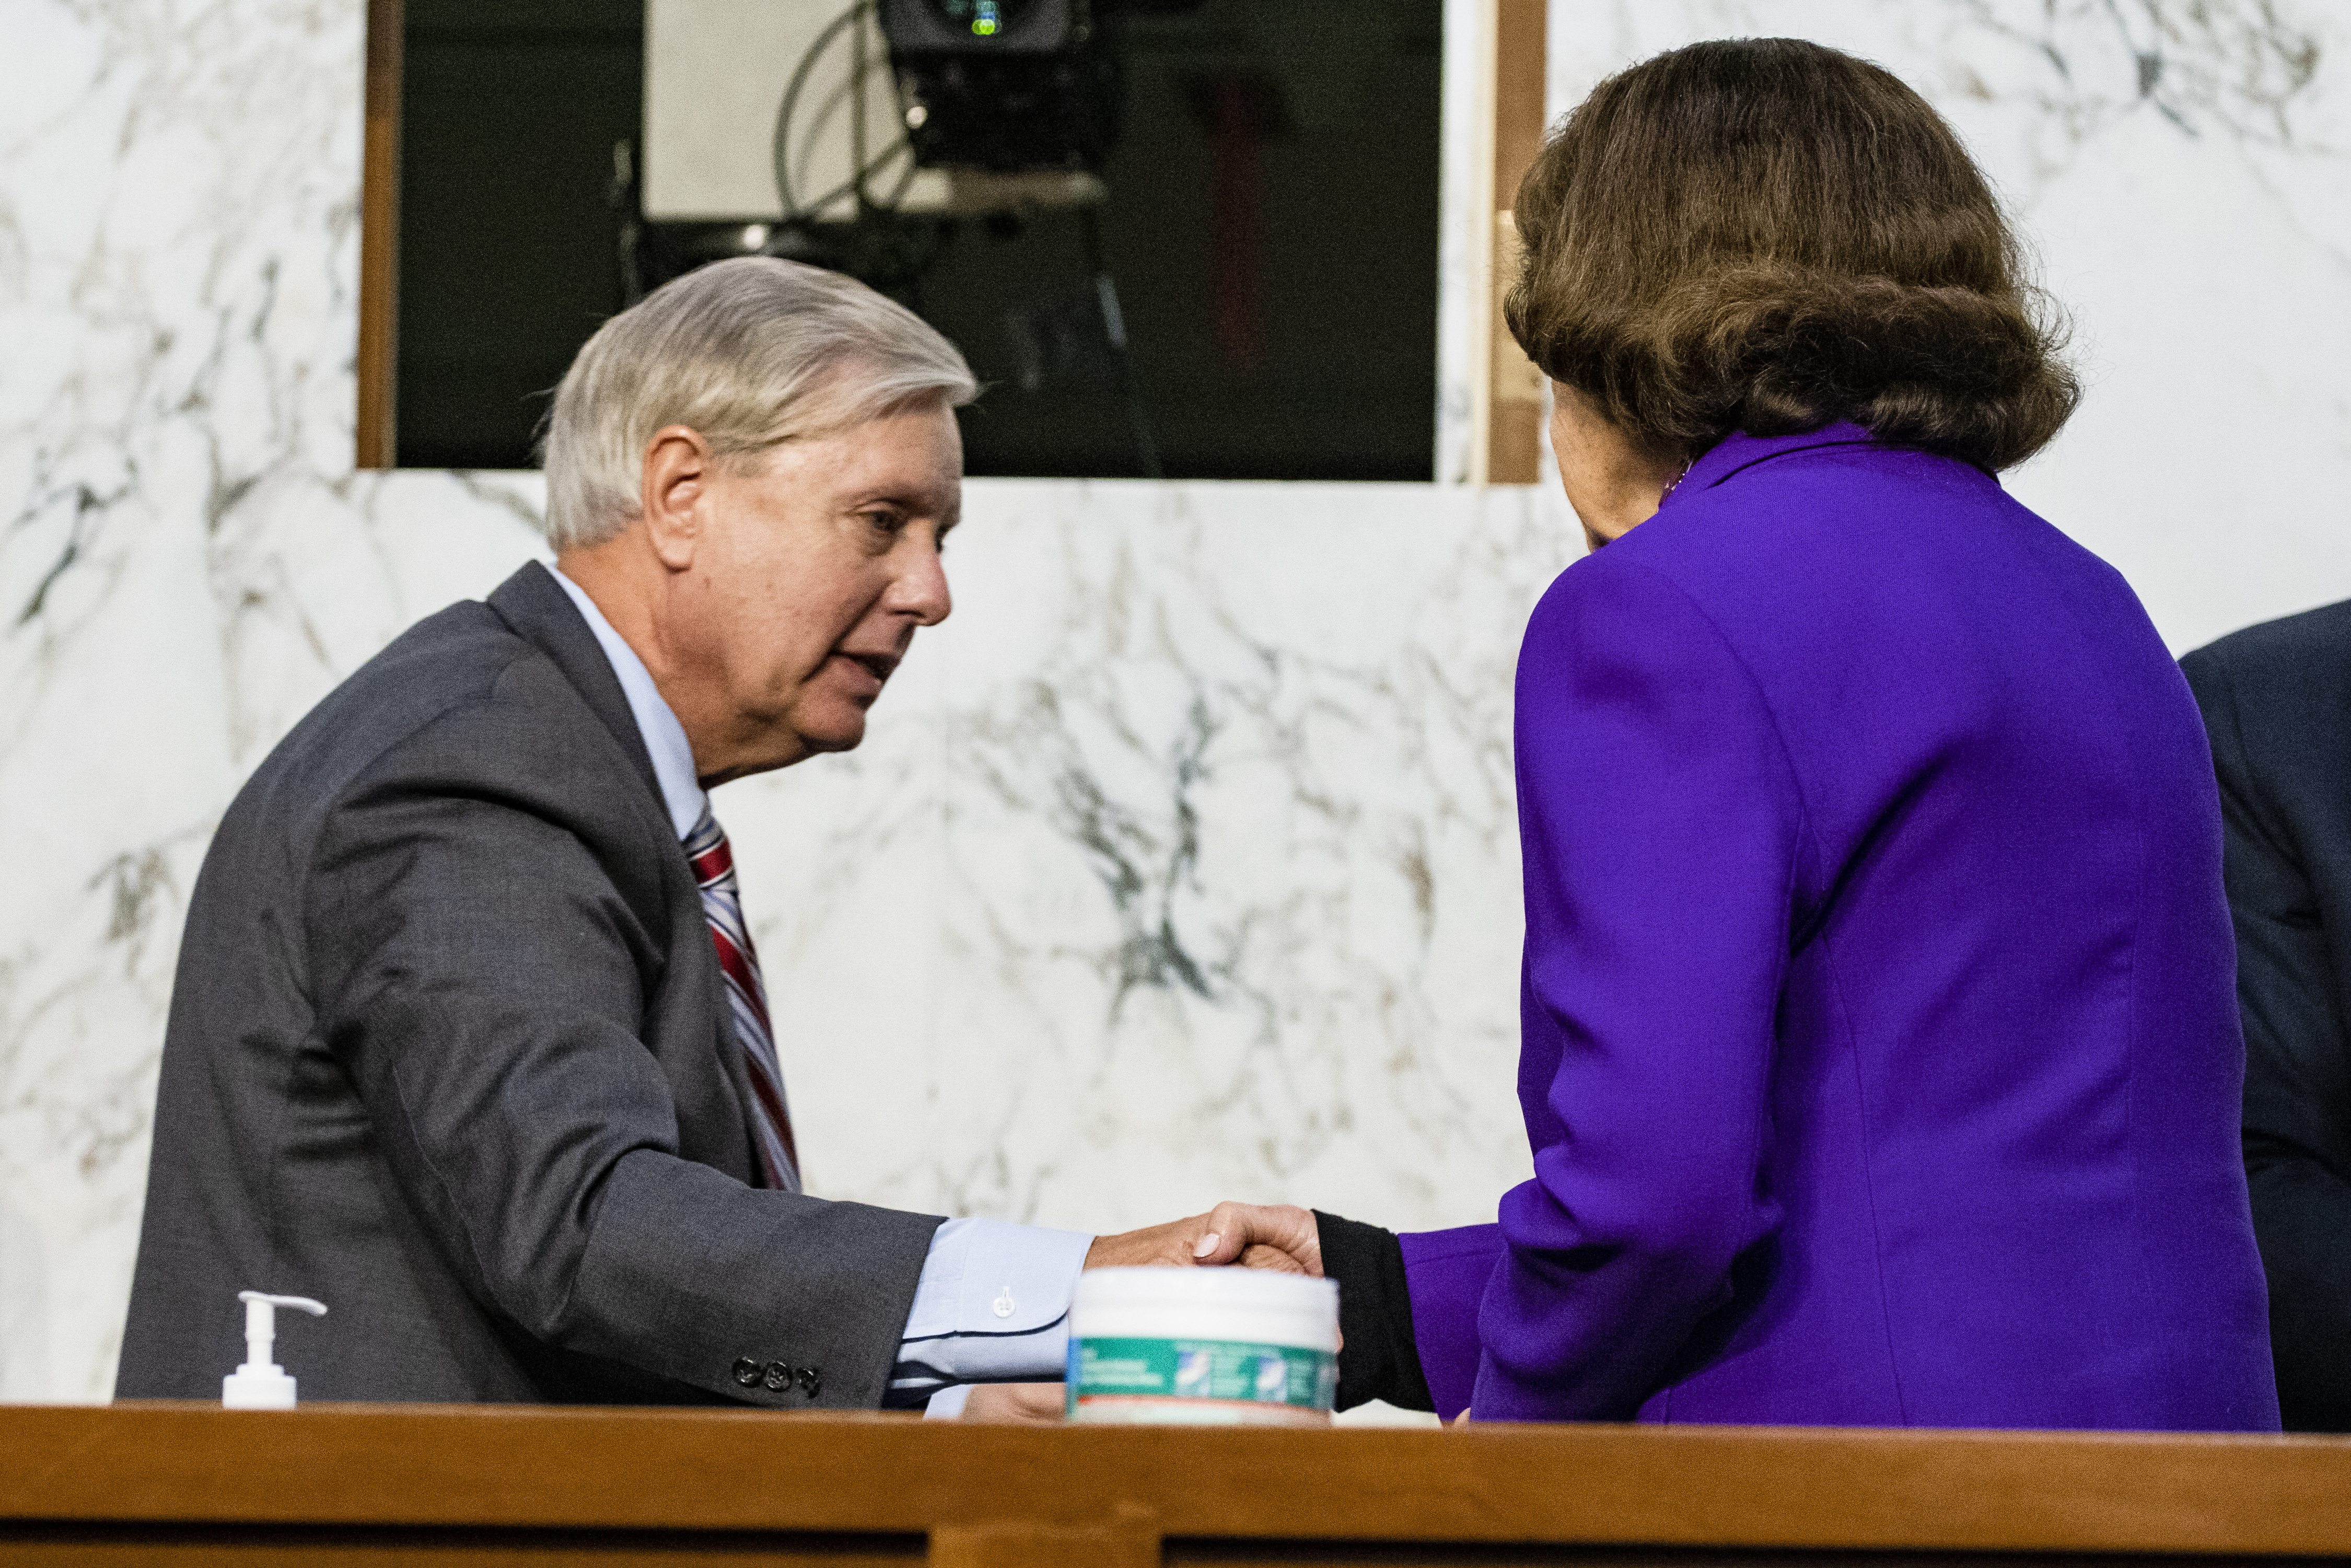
640, 425, 714, 572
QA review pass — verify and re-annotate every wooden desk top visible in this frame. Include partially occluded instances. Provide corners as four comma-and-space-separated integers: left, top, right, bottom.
4, 1405, 2349, 1565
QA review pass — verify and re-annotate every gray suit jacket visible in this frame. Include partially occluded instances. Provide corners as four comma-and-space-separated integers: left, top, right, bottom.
117, 562, 942, 1406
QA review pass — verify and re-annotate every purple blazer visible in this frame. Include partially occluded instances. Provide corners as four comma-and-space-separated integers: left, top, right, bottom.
1401, 426, 2278, 1430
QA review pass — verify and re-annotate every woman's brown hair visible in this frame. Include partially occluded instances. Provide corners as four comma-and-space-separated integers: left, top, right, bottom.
1506, 38, 2078, 472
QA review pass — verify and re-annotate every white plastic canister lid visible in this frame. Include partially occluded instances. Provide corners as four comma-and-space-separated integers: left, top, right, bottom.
1072, 1267, 1339, 1352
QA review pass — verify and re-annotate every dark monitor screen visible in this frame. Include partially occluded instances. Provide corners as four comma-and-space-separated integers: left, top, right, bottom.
394, 0, 1441, 481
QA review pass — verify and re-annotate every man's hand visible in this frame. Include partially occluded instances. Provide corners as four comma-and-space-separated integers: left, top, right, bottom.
1083, 1202, 1323, 1275
960, 1383, 1066, 1424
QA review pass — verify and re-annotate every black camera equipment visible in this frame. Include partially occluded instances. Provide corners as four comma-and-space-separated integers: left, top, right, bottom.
634, 0, 1208, 474
877, 0, 1119, 173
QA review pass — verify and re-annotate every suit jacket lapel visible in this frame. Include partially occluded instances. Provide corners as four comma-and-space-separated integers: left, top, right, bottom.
486, 561, 769, 1189
486, 561, 665, 809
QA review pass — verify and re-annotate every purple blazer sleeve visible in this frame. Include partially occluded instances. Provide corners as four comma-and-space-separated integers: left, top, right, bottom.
1470, 554, 1805, 1422
1398, 1224, 1504, 1419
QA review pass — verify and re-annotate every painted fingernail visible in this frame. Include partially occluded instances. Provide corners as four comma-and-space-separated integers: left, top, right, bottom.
1193, 1232, 1220, 1259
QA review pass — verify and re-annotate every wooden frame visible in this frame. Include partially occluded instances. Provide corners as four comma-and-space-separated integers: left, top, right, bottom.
1482, 0, 1549, 485
6, 1406, 2351, 1566
356, 0, 403, 470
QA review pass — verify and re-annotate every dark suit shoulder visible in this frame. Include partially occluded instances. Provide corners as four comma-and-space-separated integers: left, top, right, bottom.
2184, 600, 2351, 792
216, 600, 534, 850
267, 600, 533, 780
210, 588, 673, 950
323, 651, 674, 861
2185, 599, 2351, 692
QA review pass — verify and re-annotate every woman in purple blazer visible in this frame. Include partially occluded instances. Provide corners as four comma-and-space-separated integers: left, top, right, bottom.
1310, 39, 2278, 1429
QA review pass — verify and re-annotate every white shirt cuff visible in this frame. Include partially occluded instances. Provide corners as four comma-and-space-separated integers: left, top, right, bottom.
889, 1217, 1091, 1400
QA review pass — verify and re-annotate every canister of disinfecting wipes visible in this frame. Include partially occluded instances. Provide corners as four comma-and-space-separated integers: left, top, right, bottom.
1067, 1267, 1340, 1425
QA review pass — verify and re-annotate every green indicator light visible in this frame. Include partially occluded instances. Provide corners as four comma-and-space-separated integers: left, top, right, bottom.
973, 1, 999, 34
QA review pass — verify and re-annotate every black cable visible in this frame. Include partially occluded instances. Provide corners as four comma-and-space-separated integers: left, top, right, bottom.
874, 141, 924, 212
789, 137, 914, 224
1078, 202, 1161, 479
851, 0, 869, 208
867, 50, 926, 214
773, 0, 876, 218
608, 137, 643, 306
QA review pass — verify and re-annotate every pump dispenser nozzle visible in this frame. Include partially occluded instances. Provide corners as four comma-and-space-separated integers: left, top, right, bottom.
222, 1291, 328, 1409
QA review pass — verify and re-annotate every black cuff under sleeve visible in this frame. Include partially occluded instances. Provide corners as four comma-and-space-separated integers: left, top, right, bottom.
1314, 1210, 1435, 1413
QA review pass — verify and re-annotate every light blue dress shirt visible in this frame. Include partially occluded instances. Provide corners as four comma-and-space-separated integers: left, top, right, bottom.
549, 568, 1089, 1413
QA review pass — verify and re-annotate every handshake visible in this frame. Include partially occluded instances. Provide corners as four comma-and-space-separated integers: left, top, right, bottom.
957, 1200, 1326, 1425
1088, 1200, 1325, 1275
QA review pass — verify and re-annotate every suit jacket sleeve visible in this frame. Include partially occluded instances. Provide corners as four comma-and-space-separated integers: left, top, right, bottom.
306, 680, 942, 1409
1474, 556, 1803, 1422
2183, 645, 2351, 1428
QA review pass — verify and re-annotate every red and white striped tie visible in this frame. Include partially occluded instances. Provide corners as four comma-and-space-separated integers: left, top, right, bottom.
684, 806, 801, 1192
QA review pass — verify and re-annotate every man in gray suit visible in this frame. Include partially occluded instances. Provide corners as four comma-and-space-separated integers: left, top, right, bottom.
118, 259, 1314, 1410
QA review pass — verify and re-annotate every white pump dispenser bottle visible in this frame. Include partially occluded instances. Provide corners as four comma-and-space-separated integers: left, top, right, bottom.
222, 1291, 328, 1409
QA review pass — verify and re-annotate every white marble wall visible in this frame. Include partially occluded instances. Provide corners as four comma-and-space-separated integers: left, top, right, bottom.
4, 0, 2349, 1404
743, 479, 1563, 1235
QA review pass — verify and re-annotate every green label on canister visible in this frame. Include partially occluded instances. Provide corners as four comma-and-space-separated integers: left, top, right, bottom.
1068, 1337, 1337, 1411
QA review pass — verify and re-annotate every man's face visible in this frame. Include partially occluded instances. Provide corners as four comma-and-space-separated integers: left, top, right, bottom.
666, 401, 961, 784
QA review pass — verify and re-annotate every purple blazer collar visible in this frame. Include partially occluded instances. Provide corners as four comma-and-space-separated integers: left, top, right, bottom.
1662, 422, 1878, 513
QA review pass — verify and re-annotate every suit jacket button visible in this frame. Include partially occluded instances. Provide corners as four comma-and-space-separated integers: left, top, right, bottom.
764, 1361, 794, 1392
732, 1357, 763, 1388
798, 1366, 820, 1399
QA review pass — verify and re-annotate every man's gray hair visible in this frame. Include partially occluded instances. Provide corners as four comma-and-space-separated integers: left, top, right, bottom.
539, 257, 977, 550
